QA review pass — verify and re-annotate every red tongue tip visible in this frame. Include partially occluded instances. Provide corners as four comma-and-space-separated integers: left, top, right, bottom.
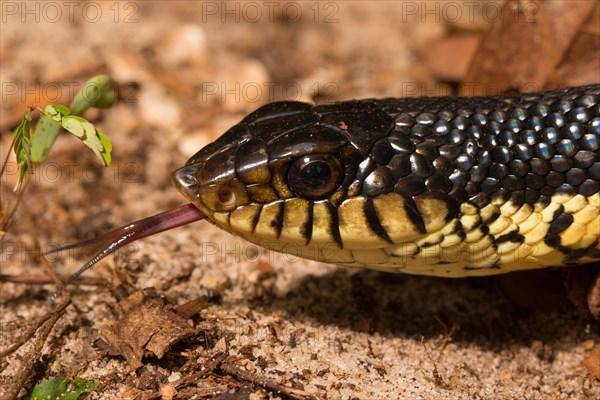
50, 203, 206, 301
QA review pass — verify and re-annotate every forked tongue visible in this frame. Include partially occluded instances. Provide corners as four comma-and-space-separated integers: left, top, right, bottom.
48, 203, 206, 300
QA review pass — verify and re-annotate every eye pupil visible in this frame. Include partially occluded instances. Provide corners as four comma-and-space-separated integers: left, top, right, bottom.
287, 154, 342, 200
300, 161, 331, 188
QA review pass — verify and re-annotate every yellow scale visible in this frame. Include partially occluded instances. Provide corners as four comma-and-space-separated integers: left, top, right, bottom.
213, 190, 600, 277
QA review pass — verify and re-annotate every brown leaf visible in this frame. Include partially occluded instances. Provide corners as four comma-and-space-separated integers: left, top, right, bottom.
174, 296, 208, 320
553, 2, 600, 86
421, 34, 481, 82
98, 288, 196, 369
159, 382, 176, 400
582, 348, 600, 381
121, 386, 144, 400
462, 0, 596, 94
212, 337, 228, 354
94, 337, 121, 356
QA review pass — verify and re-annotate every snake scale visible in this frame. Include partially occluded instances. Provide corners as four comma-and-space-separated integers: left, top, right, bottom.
170, 84, 600, 277
57, 84, 600, 290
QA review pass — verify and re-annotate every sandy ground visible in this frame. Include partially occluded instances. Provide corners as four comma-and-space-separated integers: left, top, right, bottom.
1, 1, 599, 399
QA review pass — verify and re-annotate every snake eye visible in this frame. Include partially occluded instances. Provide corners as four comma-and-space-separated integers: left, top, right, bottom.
287, 154, 343, 199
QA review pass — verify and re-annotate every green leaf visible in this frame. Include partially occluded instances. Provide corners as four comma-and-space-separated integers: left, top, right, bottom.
12, 110, 33, 191
44, 104, 70, 120
44, 105, 64, 123
85, 133, 104, 153
61, 115, 96, 141
39, 108, 112, 167
29, 376, 97, 400
97, 131, 112, 165
80, 121, 97, 144
61, 116, 85, 138
84, 130, 108, 165
30, 115, 62, 163
54, 104, 70, 115
31, 75, 115, 162
98, 130, 113, 152
13, 111, 31, 159
44, 105, 59, 117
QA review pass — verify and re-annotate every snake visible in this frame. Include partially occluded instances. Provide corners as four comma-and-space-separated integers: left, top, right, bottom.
56, 84, 600, 289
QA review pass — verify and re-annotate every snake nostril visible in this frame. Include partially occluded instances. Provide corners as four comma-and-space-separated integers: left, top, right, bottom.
199, 180, 249, 213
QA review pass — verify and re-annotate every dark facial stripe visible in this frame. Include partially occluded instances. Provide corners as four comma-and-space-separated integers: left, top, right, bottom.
251, 204, 263, 233
403, 195, 426, 234
442, 196, 460, 223
328, 201, 343, 248
304, 201, 314, 245
364, 198, 393, 244
271, 201, 285, 238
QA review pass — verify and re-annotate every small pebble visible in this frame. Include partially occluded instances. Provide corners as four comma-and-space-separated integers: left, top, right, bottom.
167, 372, 181, 383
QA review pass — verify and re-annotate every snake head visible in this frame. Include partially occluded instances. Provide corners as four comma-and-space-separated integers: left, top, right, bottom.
171, 100, 397, 253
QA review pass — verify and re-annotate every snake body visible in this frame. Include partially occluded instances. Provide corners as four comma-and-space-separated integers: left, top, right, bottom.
172, 85, 600, 277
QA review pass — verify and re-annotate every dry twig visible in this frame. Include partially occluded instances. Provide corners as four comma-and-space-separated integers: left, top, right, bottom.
0, 291, 70, 400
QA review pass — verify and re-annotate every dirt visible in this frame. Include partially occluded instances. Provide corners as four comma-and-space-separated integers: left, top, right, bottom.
1, 1, 599, 399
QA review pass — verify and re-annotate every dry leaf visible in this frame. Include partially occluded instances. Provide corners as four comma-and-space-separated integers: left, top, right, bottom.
174, 296, 208, 320
421, 34, 481, 82
582, 348, 600, 381
97, 288, 196, 369
462, 0, 596, 94
159, 382, 176, 400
